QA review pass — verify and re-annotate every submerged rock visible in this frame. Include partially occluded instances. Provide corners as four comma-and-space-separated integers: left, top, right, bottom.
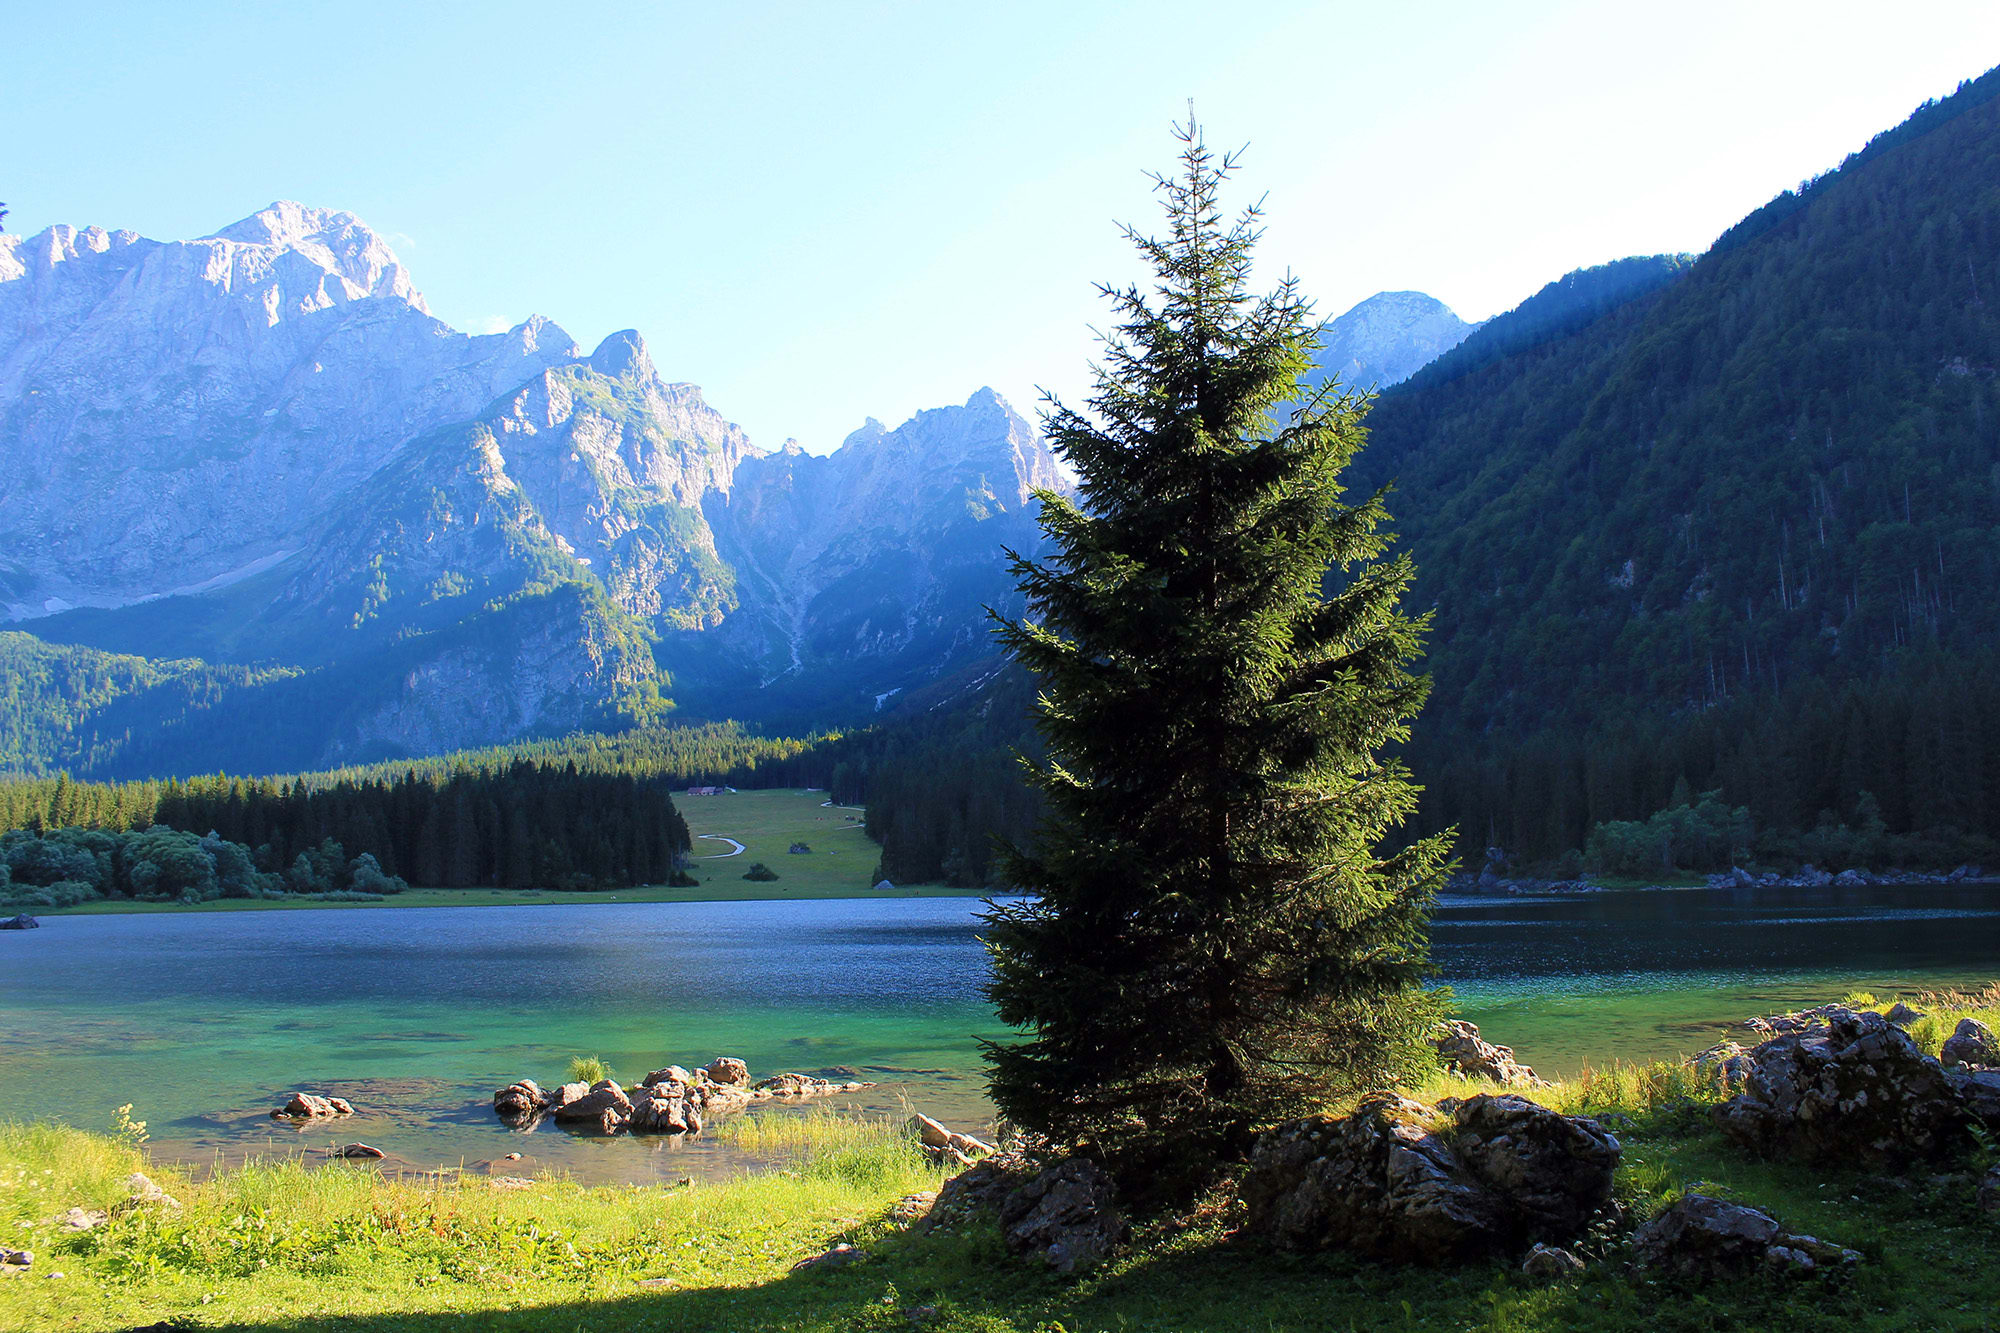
492, 1079, 546, 1119
1432, 1020, 1545, 1086
1633, 1194, 1859, 1279
273, 1092, 354, 1120
1242, 1092, 1618, 1264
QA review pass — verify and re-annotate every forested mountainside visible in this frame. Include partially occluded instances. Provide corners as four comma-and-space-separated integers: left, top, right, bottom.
1353, 65, 2000, 861
852, 65, 2000, 881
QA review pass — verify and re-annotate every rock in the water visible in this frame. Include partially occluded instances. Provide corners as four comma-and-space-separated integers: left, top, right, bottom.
1242, 1093, 1618, 1264
926, 1153, 1128, 1273
335, 1143, 384, 1159
1941, 1018, 1999, 1068
1432, 1020, 1545, 1086
1883, 1002, 1925, 1027
1714, 1007, 1972, 1164
705, 1057, 748, 1086
629, 1086, 694, 1134
0, 914, 39, 930
789, 1242, 862, 1273
273, 1091, 354, 1119
1633, 1194, 1859, 1278
493, 1079, 546, 1118
551, 1079, 632, 1129
1521, 1243, 1585, 1280
643, 1065, 694, 1088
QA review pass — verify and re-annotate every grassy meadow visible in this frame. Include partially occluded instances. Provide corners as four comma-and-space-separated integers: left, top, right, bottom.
37, 789, 962, 914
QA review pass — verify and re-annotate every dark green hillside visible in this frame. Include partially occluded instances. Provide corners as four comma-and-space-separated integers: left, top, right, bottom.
1349, 67, 2000, 861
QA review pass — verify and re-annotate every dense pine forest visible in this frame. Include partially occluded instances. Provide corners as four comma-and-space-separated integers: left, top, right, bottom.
0, 760, 692, 892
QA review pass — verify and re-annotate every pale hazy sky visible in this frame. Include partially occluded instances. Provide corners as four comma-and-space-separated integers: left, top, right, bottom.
8, 1, 1999, 450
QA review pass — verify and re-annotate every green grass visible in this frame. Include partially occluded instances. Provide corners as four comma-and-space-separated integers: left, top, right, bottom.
35, 790, 967, 914
7, 1045, 1998, 1332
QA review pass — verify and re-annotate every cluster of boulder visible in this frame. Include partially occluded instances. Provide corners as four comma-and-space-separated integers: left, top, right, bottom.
1713, 1006, 2000, 1164
1243, 1092, 1620, 1265
0, 914, 38, 930
492, 1058, 873, 1134
1707, 863, 1986, 889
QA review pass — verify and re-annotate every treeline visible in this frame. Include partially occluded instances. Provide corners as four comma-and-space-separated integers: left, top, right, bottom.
1417, 649, 2000, 869
0, 760, 693, 891
0, 824, 405, 908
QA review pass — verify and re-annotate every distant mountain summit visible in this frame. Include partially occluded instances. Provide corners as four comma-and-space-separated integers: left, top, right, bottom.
0, 205, 1068, 772
1306, 290, 1476, 393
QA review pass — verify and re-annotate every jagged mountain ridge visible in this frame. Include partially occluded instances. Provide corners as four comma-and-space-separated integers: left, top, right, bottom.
0, 204, 1069, 772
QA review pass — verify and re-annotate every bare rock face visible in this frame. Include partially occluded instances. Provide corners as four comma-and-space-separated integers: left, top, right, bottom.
1633, 1194, 1859, 1279
550, 1079, 631, 1129
926, 1153, 1127, 1274
1714, 1008, 1973, 1164
273, 1091, 354, 1119
1242, 1093, 1619, 1264
1433, 1020, 1545, 1086
1941, 1018, 1999, 1068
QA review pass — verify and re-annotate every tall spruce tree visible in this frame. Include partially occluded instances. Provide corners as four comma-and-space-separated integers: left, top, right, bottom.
985, 122, 1452, 1169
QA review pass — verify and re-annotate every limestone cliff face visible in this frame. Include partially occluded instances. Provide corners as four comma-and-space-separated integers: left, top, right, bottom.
0, 205, 1070, 766
704, 388, 1064, 705
0, 204, 579, 618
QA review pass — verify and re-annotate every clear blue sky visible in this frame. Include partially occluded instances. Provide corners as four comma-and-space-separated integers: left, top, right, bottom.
8, 1, 1998, 451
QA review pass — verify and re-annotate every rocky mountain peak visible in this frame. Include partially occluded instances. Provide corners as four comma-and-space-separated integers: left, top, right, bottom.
203, 200, 425, 312
587, 328, 656, 382
1309, 290, 1476, 391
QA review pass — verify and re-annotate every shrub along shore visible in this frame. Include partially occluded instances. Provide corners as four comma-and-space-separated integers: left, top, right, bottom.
3, 987, 1997, 1332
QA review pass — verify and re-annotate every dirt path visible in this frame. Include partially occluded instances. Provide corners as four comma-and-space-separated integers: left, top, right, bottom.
696, 835, 746, 858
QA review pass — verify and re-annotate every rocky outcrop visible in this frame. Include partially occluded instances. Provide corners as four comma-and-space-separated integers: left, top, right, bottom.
1433, 1020, 1545, 1086
490, 1058, 873, 1135
1632, 1194, 1859, 1279
1714, 1008, 1979, 1164
1242, 1093, 1619, 1264
925, 1153, 1127, 1274
273, 1092, 354, 1119
1689, 1041, 1756, 1083
1941, 1018, 1999, 1067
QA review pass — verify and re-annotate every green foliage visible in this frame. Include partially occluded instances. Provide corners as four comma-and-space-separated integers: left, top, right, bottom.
1584, 789, 1752, 875
985, 122, 1449, 1170
740, 862, 779, 881
567, 1055, 613, 1085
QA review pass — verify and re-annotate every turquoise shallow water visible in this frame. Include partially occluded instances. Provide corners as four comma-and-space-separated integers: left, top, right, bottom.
2, 884, 1996, 1184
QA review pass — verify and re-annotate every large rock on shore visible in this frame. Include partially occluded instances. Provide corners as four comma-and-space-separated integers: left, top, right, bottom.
926, 1153, 1127, 1273
1633, 1194, 1859, 1279
1242, 1092, 1619, 1264
1714, 1008, 1978, 1164
1432, 1020, 1545, 1086
1941, 1018, 1999, 1068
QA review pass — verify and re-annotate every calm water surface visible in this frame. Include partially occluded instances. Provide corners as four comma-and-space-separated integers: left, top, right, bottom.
2, 885, 1995, 1183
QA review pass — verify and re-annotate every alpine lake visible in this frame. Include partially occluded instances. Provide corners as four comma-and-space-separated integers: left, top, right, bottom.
3, 793, 1996, 1187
